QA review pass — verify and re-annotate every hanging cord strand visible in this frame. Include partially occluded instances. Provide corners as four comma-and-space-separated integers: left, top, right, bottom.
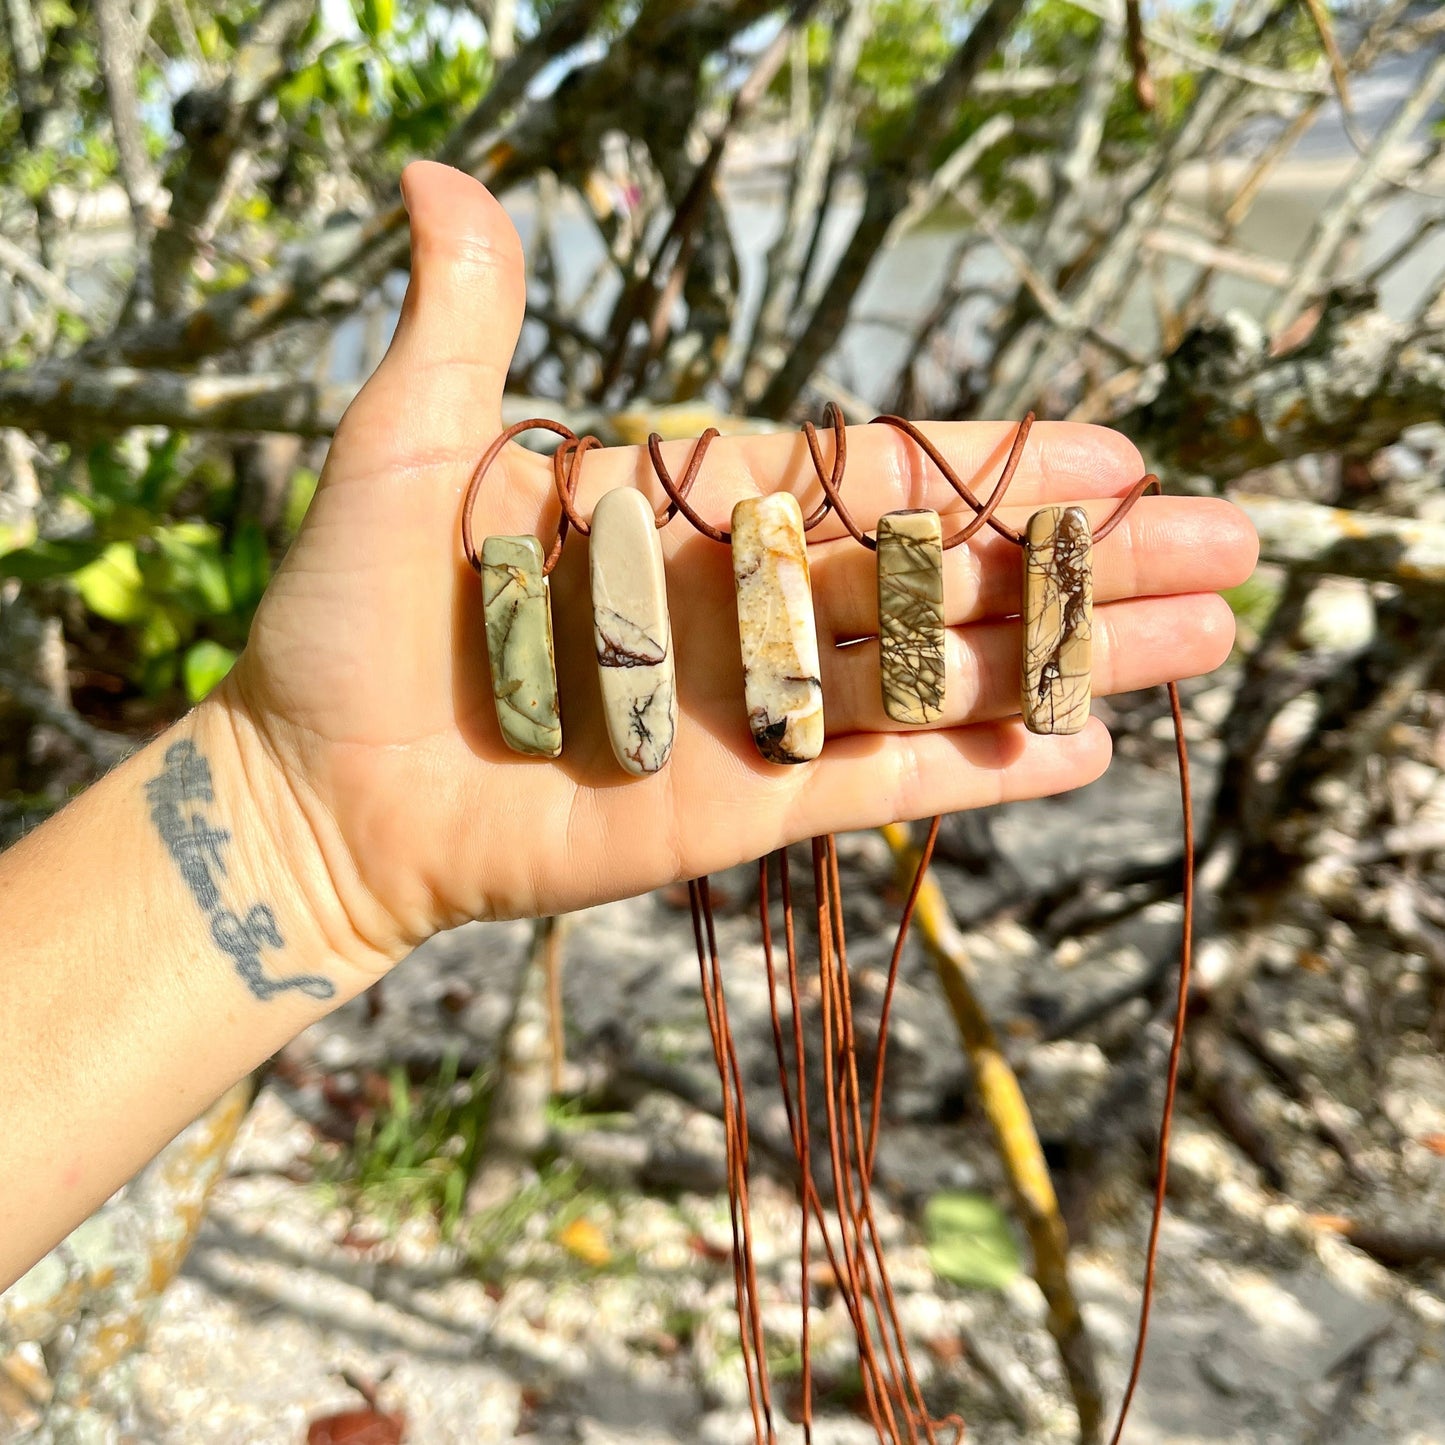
1105, 493, 1196, 1445
760, 855, 816, 1441
813, 838, 906, 1442
866, 816, 942, 1182
862, 813, 967, 1443
765, 846, 914, 1442
764, 855, 898, 1441
821, 838, 919, 1443
826, 836, 938, 1443
691, 877, 773, 1443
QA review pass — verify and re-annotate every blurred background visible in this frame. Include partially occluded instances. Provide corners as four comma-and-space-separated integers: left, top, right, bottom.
2, 1, 1444, 1441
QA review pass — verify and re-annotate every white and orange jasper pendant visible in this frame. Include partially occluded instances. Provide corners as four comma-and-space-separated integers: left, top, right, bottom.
730, 493, 825, 764
1022, 505, 1093, 735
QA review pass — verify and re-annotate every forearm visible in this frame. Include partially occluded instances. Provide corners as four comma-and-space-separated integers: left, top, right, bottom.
0, 694, 384, 1290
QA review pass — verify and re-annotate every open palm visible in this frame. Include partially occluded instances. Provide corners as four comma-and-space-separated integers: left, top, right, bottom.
226, 162, 1256, 961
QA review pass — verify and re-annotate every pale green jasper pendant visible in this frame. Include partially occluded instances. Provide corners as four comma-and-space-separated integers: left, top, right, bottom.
481, 534, 563, 757
877, 509, 945, 725
731, 492, 825, 764
589, 487, 677, 775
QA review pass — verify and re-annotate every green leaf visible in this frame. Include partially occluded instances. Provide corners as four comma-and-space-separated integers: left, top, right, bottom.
87, 442, 137, 503
226, 521, 271, 613
924, 1192, 1022, 1291
182, 640, 238, 702
73, 543, 146, 623
358, 0, 394, 39
140, 652, 179, 696
0, 537, 106, 582
0, 520, 37, 557
138, 432, 187, 510
151, 523, 231, 614
283, 467, 319, 535
139, 604, 185, 659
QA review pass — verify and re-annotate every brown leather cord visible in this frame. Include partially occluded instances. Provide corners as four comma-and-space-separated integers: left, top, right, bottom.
1103, 486, 1195, 1445
691, 874, 776, 1442
463, 406, 1041, 561
550, 435, 601, 538
800, 401, 848, 532
869, 414, 1028, 547
867, 816, 941, 1183
461, 416, 577, 576
650, 428, 729, 542
463, 410, 1196, 1445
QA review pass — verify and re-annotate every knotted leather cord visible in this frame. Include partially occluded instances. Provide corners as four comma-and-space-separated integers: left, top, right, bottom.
461, 410, 1196, 1443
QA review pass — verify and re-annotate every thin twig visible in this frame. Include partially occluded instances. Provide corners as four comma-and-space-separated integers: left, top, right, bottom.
0, 666, 131, 766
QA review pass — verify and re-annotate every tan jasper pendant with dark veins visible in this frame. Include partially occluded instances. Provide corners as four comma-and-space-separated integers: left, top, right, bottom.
1022, 504, 1094, 735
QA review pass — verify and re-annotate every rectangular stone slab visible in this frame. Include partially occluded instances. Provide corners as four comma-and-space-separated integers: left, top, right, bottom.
481, 534, 563, 758
877, 509, 946, 725
589, 486, 677, 775
731, 492, 825, 764
1022, 505, 1093, 735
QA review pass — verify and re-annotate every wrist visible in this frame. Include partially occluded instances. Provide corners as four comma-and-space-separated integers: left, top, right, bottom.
188, 686, 403, 997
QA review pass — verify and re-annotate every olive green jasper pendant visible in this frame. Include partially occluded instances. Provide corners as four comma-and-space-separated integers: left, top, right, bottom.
1021, 505, 1093, 736
876, 509, 945, 725
481, 534, 563, 757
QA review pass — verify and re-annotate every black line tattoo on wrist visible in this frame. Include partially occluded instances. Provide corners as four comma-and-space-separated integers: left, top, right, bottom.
146, 739, 335, 1003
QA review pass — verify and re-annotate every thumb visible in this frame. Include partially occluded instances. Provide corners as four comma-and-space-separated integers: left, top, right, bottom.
358, 160, 527, 444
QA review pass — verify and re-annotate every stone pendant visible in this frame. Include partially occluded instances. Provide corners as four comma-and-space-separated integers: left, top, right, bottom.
589, 487, 677, 775
731, 492, 825, 764
1022, 505, 1093, 735
877, 509, 945, 725
481, 534, 563, 757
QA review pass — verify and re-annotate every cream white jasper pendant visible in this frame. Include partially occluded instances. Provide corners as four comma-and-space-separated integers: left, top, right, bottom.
589, 487, 678, 775
730, 492, 825, 764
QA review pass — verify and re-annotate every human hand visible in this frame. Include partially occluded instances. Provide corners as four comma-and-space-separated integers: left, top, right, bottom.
216, 161, 1257, 969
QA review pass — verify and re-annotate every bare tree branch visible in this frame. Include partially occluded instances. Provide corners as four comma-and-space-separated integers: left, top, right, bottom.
1121, 292, 1445, 481
593, 1, 813, 401
1066, 0, 1330, 95
94, 0, 159, 224
1235, 494, 1445, 591
981, 0, 1296, 419
103, 0, 611, 366
738, 0, 876, 406
1266, 49, 1445, 335
0, 233, 85, 314
150, 0, 315, 314
0, 665, 131, 765
0, 366, 358, 437
1143, 226, 1292, 288
756, 0, 1031, 417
